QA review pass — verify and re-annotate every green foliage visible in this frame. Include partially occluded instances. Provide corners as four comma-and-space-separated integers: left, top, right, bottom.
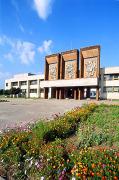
78, 104, 119, 148
69, 147, 119, 179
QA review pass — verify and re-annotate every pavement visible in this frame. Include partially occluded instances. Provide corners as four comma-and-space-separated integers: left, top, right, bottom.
0, 98, 119, 131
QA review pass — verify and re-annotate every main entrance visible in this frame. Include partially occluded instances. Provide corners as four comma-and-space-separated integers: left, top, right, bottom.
65, 88, 74, 99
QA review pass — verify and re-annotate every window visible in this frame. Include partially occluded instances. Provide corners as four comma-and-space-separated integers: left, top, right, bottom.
113, 74, 119, 80
12, 82, 18, 86
21, 89, 26, 93
21, 81, 27, 85
30, 89, 37, 93
6, 83, 8, 87
104, 74, 119, 81
103, 87, 113, 93
103, 74, 113, 81
113, 87, 119, 92
103, 86, 119, 93
40, 79, 44, 81
40, 88, 44, 93
30, 80, 37, 85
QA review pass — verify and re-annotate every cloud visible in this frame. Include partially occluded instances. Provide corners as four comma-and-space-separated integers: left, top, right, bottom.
33, 0, 54, 20
11, 0, 19, 13
19, 24, 25, 33
0, 35, 36, 65
38, 40, 53, 54
4, 53, 14, 62
15, 41, 35, 64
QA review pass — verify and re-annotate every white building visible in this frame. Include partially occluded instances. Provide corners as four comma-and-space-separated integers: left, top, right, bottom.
100, 67, 119, 100
5, 66, 119, 100
5, 73, 44, 98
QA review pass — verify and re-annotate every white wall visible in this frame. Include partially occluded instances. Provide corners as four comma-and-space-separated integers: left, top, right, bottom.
29, 93, 38, 98
101, 93, 119, 100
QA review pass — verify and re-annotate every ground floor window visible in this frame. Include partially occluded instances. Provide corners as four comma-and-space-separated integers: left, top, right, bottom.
103, 86, 119, 93
40, 88, 44, 93
30, 89, 37, 93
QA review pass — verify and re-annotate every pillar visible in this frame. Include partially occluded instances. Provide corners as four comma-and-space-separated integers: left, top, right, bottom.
37, 80, 40, 98
74, 88, 78, 100
59, 88, 64, 99
56, 89, 59, 99
44, 88, 48, 99
96, 87, 99, 101
48, 87, 52, 99
26, 80, 30, 98
86, 87, 90, 98
78, 88, 84, 100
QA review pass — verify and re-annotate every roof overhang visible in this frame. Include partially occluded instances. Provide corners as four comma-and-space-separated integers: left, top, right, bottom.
40, 78, 98, 88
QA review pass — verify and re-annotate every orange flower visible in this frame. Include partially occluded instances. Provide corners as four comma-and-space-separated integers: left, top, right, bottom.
91, 163, 95, 168
90, 172, 94, 177
77, 173, 81, 177
114, 177, 118, 180
102, 176, 107, 180
97, 172, 101, 177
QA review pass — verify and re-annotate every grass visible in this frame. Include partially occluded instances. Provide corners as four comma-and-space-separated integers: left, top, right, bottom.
78, 104, 119, 148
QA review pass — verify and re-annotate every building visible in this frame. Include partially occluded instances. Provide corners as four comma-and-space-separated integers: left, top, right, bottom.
5, 45, 119, 100
5, 73, 44, 98
41, 45, 100, 100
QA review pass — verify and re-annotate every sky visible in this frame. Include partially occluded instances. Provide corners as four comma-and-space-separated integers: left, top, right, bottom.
0, 0, 119, 88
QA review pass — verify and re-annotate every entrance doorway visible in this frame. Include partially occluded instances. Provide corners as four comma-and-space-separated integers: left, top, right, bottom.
65, 88, 74, 99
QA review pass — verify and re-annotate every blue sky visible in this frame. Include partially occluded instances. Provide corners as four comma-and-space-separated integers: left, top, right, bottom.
0, 0, 119, 88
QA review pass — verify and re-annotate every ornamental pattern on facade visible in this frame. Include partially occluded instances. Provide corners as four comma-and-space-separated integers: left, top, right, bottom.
65, 61, 75, 79
84, 57, 97, 78
49, 63, 57, 80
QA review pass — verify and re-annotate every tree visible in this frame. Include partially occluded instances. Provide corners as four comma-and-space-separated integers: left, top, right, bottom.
4, 89, 11, 96
0, 89, 4, 95
14, 88, 21, 95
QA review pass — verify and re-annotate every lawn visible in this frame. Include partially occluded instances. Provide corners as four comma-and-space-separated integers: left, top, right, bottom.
0, 103, 119, 179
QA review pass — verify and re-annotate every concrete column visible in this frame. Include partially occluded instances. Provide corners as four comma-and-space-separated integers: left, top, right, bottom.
74, 88, 78, 100
86, 87, 90, 98
17, 81, 20, 98
26, 80, 30, 98
59, 88, 64, 99
96, 87, 99, 101
48, 87, 52, 99
37, 80, 40, 98
56, 89, 59, 99
44, 88, 48, 99
78, 88, 84, 100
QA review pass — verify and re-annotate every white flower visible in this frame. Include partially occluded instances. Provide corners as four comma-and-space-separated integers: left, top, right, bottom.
72, 177, 76, 180
41, 177, 44, 180
35, 161, 38, 166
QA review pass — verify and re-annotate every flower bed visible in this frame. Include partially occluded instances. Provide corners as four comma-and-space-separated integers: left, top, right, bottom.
0, 103, 119, 179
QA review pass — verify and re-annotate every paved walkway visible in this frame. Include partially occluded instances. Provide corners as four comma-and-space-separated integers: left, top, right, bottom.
0, 98, 119, 131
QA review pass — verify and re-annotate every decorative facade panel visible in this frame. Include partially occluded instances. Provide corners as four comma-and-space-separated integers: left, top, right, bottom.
65, 60, 75, 79
49, 63, 57, 80
84, 57, 97, 78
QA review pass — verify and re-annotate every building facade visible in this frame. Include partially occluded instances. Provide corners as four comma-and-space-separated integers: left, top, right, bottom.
5, 73, 44, 98
5, 45, 119, 100
41, 46, 100, 100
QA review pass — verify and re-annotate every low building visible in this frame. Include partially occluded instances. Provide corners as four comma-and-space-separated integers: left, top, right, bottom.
5, 45, 119, 100
100, 67, 119, 100
5, 73, 44, 98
